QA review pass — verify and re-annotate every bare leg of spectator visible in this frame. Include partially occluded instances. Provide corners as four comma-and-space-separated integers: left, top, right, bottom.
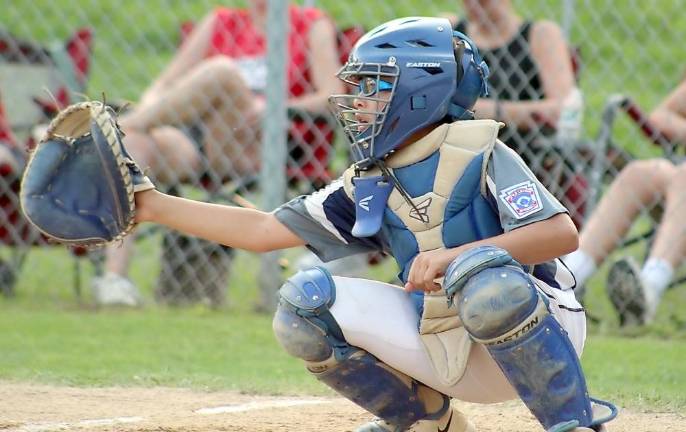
202, 93, 263, 178
637, 162, 686, 320
565, 159, 675, 289
581, 159, 672, 262
647, 162, 686, 268
123, 57, 258, 130
120, 57, 262, 177
93, 127, 202, 306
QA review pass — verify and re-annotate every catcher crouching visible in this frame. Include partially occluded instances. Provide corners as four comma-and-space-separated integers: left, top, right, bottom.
21, 18, 618, 432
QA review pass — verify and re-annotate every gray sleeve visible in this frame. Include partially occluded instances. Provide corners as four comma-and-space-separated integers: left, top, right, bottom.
273, 181, 385, 262
485, 141, 568, 232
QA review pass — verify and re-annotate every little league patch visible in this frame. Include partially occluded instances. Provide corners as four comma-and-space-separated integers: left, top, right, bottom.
499, 181, 543, 219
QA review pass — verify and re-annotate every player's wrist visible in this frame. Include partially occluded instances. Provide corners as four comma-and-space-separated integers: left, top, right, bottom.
134, 189, 162, 223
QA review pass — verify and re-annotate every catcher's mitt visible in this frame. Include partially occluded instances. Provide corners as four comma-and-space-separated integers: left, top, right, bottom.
20, 101, 154, 247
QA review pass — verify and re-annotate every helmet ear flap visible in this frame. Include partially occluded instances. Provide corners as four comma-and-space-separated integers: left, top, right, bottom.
448, 31, 489, 121
453, 38, 466, 84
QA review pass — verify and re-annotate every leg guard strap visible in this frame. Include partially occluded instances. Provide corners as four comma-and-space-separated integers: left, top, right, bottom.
311, 349, 449, 430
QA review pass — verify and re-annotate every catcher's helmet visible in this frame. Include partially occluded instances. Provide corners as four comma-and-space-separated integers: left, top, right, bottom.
330, 17, 489, 170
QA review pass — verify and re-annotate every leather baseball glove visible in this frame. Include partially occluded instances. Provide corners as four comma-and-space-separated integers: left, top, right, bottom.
20, 100, 154, 247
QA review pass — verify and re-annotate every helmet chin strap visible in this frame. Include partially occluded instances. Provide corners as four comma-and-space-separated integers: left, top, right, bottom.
377, 162, 428, 224
447, 104, 475, 121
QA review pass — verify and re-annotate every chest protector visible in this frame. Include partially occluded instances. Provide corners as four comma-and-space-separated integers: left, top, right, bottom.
343, 119, 504, 386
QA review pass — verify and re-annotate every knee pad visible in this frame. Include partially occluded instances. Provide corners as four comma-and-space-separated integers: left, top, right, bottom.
272, 266, 345, 362
273, 267, 449, 429
449, 246, 617, 431
457, 264, 546, 344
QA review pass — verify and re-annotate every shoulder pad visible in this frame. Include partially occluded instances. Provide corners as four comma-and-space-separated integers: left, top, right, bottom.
443, 119, 503, 153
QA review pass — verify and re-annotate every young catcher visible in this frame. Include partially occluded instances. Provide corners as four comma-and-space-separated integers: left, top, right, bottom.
21, 17, 616, 432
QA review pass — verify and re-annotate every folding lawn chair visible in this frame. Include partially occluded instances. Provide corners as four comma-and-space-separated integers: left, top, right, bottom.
587, 94, 685, 289
0, 27, 95, 297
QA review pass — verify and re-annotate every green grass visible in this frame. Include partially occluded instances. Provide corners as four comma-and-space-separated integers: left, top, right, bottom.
583, 336, 686, 412
3, 0, 686, 414
0, 303, 322, 395
2, 295, 685, 411
2, 236, 686, 412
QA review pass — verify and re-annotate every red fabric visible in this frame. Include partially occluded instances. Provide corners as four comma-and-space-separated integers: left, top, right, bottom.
208, 5, 323, 98
565, 174, 588, 229
65, 28, 93, 85
0, 97, 16, 147
286, 117, 335, 183
207, 6, 335, 183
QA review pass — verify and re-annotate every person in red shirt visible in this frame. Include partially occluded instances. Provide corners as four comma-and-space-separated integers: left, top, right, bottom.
92, 0, 343, 306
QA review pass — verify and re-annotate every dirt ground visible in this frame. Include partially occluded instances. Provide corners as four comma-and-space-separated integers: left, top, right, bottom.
0, 383, 683, 432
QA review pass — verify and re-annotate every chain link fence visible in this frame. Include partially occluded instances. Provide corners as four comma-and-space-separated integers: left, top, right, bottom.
2, 0, 685, 327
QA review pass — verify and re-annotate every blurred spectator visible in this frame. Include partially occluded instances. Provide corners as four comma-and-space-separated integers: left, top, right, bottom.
565, 77, 686, 326
0, 90, 26, 174
0, 90, 28, 296
444, 0, 576, 157
92, 0, 343, 306
443, 0, 582, 220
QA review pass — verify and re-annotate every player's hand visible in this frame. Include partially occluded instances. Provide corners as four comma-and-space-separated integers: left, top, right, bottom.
404, 247, 462, 293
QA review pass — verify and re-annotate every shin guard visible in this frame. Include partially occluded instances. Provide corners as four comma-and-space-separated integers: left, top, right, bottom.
273, 267, 449, 429
447, 246, 617, 432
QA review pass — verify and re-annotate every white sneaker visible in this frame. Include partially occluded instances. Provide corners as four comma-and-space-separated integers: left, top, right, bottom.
91, 273, 143, 307
642, 278, 662, 324
356, 405, 475, 432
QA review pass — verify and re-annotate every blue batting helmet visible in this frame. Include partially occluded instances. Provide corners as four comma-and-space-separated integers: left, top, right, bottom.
330, 17, 489, 170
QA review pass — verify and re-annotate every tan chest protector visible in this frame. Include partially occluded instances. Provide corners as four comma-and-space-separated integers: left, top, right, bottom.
344, 120, 502, 386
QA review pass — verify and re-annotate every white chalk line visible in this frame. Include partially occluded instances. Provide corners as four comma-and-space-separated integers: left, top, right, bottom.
195, 398, 331, 414
9, 398, 333, 432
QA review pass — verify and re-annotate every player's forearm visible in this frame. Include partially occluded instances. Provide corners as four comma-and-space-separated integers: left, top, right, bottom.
453, 213, 578, 265
494, 213, 578, 264
136, 190, 305, 252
